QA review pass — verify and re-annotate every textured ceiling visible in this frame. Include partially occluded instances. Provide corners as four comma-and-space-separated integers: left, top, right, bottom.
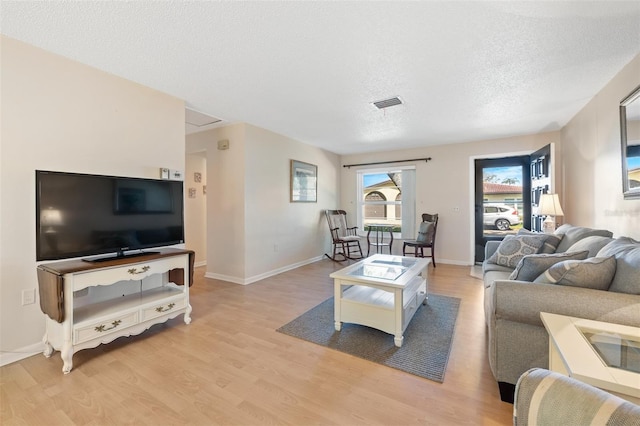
2, 1, 640, 155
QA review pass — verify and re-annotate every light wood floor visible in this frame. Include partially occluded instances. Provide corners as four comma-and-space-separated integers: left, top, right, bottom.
1, 260, 513, 425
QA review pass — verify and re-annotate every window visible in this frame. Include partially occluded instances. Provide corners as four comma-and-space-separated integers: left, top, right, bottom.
364, 191, 387, 219
357, 167, 415, 238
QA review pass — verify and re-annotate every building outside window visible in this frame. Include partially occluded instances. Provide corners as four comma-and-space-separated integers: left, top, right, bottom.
357, 167, 415, 239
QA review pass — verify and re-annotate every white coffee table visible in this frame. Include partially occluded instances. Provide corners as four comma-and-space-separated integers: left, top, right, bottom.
541, 312, 640, 403
330, 254, 429, 347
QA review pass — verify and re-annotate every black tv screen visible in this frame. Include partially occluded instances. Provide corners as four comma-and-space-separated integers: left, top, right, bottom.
36, 170, 185, 261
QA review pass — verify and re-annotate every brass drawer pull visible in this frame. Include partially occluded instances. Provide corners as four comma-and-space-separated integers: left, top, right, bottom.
155, 303, 175, 313
127, 266, 150, 275
95, 320, 122, 332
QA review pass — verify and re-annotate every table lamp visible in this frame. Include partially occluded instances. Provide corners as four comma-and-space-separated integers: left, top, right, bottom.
537, 193, 564, 234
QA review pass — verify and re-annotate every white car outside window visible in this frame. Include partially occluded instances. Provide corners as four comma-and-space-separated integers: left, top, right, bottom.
483, 203, 521, 231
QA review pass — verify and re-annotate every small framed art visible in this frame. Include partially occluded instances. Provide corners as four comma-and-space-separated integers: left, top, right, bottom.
290, 160, 317, 203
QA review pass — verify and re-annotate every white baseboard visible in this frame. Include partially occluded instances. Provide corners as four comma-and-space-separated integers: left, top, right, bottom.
194, 260, 206, 268
437, 258, 474, 266
0, 341, 44, 367
205, 255, 324, 285
204, 271, 245, 284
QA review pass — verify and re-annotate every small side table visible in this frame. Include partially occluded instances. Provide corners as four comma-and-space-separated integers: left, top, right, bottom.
366, 224, 393, 256
540, 312, 640, 404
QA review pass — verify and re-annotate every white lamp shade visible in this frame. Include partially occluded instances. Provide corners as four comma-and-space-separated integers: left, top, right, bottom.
537, 193, 564, 217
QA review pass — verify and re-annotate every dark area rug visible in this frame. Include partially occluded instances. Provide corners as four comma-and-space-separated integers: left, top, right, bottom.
276, 293, 460, 383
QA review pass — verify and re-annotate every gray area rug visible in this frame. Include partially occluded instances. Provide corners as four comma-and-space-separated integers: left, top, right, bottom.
276, 294, 460, 383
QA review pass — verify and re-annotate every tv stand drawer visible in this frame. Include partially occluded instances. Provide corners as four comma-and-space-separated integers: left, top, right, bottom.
141, 296, 186, 321
74, 310, 139, 344
72, 256, 186, 290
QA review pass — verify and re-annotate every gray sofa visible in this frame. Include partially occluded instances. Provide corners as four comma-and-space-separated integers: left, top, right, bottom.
482, 224, 640, 402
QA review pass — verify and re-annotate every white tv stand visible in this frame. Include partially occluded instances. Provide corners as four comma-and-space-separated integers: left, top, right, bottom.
37, 248, 193, 374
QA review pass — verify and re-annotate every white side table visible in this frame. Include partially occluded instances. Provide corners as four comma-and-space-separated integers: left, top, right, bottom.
540, 312, 640, 404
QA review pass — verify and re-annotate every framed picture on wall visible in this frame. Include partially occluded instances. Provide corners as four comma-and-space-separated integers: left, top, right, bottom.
290, 160, 317, 203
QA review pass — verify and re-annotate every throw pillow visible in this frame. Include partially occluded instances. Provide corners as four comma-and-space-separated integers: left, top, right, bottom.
596, 237, 640, 295
416, 221, 435, 244
509, 251, 589, 281
518, 229, 563, 254
565, 235, 613, 258
533, 256, 617, 290
486, 234, 546, 268
553, 224, 613, 253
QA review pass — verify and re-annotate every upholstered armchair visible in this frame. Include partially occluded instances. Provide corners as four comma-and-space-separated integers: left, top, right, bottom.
514, 368, 640, 425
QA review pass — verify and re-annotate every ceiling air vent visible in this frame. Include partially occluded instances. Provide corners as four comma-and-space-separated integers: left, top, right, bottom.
372, 97, 403, 110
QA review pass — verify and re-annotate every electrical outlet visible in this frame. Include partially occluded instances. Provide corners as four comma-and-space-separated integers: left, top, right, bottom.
22, 289, 36, 305
169, 169, 183, 181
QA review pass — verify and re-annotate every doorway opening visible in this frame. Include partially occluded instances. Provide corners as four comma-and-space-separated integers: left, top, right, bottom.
185, 152, 207, 266
474, 156, 531, 263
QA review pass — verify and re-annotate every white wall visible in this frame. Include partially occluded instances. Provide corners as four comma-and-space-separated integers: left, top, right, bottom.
187, 124, 247, 281
0, 36, 185, 362
244, 124, 340, 279
186, 123, 340, 284
561, 54, 640, 239
340, 131, 561, 265
185, 153, 207, 266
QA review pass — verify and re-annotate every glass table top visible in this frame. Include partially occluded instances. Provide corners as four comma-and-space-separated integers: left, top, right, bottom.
347, 257, 418, 281
370, 258, 418, 268
579, 327, 640, 374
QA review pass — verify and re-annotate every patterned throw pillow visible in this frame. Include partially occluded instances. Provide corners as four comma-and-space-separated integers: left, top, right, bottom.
533, 256, 617, 290
486, 234, 546, 268
509, 251, 589, 281
518, 229, 563, 254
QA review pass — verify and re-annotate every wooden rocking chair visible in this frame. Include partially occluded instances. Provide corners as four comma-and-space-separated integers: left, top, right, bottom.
324, 210, 364, 262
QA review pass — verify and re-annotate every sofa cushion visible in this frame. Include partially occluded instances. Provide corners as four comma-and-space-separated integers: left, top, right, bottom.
553, 224, 613, 253
596, 237, 640, 295
486, 234, 547, 268
565, 235, 613, 258
517, 229, 563, 254
483, 269, 512, 289
553, 223, 573, 234
533, 256, 617, 290
509, 251, 589, 281
483, 261, 514, 274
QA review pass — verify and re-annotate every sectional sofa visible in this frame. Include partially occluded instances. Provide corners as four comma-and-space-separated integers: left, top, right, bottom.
482, 224, 640, 402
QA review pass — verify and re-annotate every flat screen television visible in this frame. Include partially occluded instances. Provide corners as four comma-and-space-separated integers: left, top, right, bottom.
36, 170, 185, 262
